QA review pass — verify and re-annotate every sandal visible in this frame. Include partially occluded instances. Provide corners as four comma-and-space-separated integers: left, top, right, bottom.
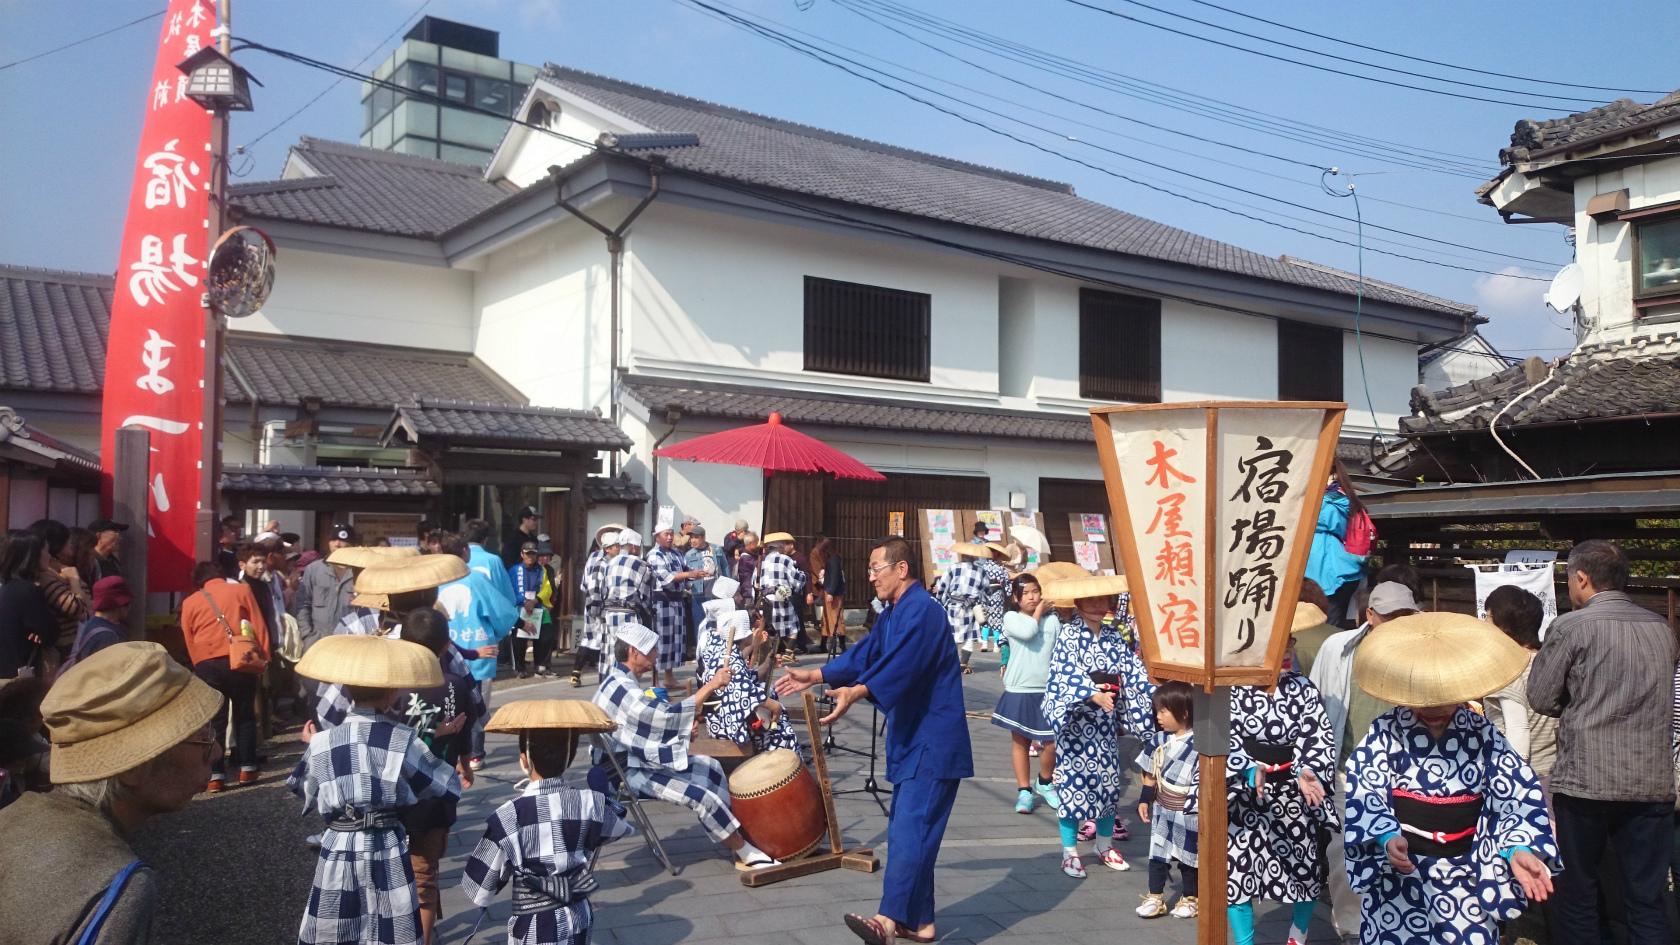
844, 914, 890, 945
961, 666, 974, 675
896, 930, 937, 943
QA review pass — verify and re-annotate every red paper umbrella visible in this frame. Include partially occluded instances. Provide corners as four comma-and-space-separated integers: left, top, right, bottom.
653, 412, 886, 481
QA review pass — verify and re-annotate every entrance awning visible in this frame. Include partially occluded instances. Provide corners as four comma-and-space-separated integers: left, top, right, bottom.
1361, 469, 1680, 523
220, 463, 441, 512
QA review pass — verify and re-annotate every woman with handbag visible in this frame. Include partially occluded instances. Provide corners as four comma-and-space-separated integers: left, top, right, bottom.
179, 557, 271, 793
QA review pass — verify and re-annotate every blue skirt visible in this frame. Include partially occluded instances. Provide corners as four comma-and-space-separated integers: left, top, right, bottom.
991, 690, 1053, 739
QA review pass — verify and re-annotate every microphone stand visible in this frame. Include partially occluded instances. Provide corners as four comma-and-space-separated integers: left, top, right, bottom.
829, 703, 891, 814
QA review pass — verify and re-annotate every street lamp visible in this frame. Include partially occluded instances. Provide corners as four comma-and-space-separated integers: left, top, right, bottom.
178, 47, 259, 112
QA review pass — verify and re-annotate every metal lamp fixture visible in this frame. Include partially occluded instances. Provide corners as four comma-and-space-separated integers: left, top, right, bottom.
177, 47, 260, 112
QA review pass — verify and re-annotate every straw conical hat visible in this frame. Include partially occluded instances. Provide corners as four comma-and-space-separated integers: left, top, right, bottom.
1030, 562, 1087, 604
1354, 611, 1529, 707
596, 523, 626, 544
355, 555, 468, 595
485, 699, 616, 734
983, 541, 1011, 557
296, 634, 442, 688
952, 542, 994, 558
1040, 572, 1129, 605
327, 546, 420, 569
1290, 603, 1329, 634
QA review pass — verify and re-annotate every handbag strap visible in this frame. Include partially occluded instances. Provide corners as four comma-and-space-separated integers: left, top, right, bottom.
76, 860, 146, 945
200, 589, 238, 643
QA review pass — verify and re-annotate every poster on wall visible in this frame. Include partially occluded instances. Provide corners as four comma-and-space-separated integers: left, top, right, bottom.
1079, 513, 1107, 542
1468, 562, 1558, 638
887, 511, 905, 537
351, 513, 423, 548
975, 509, 1005, 541
923, 508, 958, 582
1072, 540, 1101, 572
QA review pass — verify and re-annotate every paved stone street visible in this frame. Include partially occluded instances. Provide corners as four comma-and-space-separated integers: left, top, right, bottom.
133, 648, 1340, 944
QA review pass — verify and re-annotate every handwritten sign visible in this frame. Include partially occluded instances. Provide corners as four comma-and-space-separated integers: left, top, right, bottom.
1092, 402, 1343, 687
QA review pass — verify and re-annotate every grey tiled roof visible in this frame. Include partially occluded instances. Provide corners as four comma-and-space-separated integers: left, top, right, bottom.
585, 474, 650, 505
226, 333, 522, 409
540, 66, 1474, 318
622, 376, 1093, 442
220, 464, 441, 497
0, 265, 113, 393
230, 138, 514, 238
1504, 90, 1680, 162
0, 266, 522, 409
387, 400, 632, 451
1402, 334, 1680, 434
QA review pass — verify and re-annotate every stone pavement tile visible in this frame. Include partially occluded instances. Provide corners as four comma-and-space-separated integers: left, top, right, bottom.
722, 903, 857, 936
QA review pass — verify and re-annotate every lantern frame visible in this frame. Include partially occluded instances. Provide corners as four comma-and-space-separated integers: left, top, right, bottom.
1090, 400, 1345, 689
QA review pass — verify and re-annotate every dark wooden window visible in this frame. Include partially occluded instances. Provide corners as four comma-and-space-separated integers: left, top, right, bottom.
1277, 320, 1343, 402
1078, 289, 1161, 402
1631, 214, 1680, 304
803, 276, 931, 382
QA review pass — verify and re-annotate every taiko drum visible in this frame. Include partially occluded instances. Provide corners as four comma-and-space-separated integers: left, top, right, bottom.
727, 748, 826, 861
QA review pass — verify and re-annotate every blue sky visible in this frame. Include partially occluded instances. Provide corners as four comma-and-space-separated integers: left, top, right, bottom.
3, 0, 1671, 359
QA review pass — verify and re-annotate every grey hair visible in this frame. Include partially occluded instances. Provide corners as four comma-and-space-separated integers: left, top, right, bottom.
613, 639, 632, 664
58, 775, 132, 819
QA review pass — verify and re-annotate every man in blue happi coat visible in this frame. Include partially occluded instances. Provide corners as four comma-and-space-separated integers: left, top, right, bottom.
778, 536, 972, 945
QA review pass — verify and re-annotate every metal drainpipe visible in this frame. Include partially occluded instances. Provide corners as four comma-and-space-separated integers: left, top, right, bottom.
648, 406, 682, 519
552, 159, 662, 477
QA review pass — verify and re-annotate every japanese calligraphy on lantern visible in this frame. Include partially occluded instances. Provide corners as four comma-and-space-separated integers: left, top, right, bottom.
99, 0, 216, 592
1101, 408, 1210, 673
1091, 402, 1343, 687
1213, 409, 1325, 667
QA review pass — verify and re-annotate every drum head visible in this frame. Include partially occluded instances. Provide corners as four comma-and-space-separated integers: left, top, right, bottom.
728, 747, 802, 797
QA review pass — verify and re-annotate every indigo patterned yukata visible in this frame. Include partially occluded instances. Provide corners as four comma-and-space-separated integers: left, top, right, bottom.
755, 550, 807, 639
1344, 706, 1559, 945
289, 710, 461, 945
593, 663, 740, 842
694, 618, 801, 755
600, 553, 652, 673
644, 545, 690, 671
977, 560, 1010, 644
1040, 614, 1131, 822
461, 779, 633, 945
313, 613, 486, 731
578, 549, 608, 652
934, 560, 987, 649
1147, 730, 1200, 867
1225, 672, 1338, 905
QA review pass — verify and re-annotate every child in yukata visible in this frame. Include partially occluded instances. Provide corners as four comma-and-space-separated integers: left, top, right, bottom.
291, 635, 461, 945
462, 700, 634, 945
1136, 680, 1200, 920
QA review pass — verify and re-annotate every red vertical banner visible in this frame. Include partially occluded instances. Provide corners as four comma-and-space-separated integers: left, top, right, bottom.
100, 0, 217, 592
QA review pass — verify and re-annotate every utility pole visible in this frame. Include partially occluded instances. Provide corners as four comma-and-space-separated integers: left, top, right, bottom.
194, 0, 233, 566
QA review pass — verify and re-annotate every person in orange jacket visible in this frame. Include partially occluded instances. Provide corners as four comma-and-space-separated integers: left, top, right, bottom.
179, 553, 271, 792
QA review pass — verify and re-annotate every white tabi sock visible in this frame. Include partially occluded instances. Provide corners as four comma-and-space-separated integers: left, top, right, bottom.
736, 840, 774, 864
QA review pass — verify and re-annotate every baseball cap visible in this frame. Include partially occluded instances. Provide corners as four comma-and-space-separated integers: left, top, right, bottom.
87, 518, 129, 534
90, 576, 134, 612
520, 540, 538, 553
689, 524, 707, 537
330, 524, 357, 542
519, 505, 539, 520
1367, 581, 1419, 616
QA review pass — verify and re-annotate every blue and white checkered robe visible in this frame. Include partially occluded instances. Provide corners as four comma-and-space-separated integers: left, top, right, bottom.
313, 612, 486, 730
934, 561, 987, 647
288, 710, 461, 945
754, 551, 806, 639
644, 546, 690, 672
1146, 730, 1199, 867
1040, 613, 1130, 822
462, 779, 633, 945
977, 560, 1010, 641
592, 664, 740, 843
1345, 707, 1558, 945
695, 620, 801, 756
600, 554, 653, 673
579, 550, 608, 651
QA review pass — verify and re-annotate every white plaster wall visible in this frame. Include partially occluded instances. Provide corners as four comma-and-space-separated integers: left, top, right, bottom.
1422, 348, 1510, 391
626, 204, 1000, 399
1576, 155, 1680, 344
1340, 333, 1418, 435
248, 249, 475, 350
472, 219, 613, 413
1161, 300, 1279, 402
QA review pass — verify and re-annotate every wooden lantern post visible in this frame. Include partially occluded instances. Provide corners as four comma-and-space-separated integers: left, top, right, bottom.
1090, 401, 1345, 945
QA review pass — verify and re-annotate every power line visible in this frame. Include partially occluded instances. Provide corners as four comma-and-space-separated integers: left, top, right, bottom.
235, 39, 1520, 369
1058, 0, 1595, 112
0, 10, 162, 73
239, 0, 434, 152
845, 0, 1490, 175
685, 0, 1560, 274
1177, 0, 1666, 97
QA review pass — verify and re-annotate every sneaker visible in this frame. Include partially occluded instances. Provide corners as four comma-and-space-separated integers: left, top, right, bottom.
536, 667, 553, 677
237, 769, 258, 786
1135, 893, 1167, 918
468, 757, 485, 772
1076, 820, 1097, 841
1097, 848, 1130, 872
1027, 742, 1041, 757
1034, 780, 1061, 809
304, 833, 322, 850
1014, 789, 1035, 814
570, 671, 583, 688
1112, 818, 1130, 841
205, 778, 224, 794
1061, 853, 1087, 878
1170, 896, 1199, 919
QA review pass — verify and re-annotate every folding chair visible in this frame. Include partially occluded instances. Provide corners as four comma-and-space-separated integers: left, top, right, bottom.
589, 734, 675, 875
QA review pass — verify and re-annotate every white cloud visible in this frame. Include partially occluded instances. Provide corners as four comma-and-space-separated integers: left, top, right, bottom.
1471, 266, 1575, 358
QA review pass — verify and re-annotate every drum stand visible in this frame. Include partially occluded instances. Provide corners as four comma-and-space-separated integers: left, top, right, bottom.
739, 691, 879, 887
828, 704, 891, 814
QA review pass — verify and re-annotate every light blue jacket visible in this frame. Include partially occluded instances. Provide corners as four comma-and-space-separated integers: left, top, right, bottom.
438, 569, 517, 681
1305, 490, 1366, 596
